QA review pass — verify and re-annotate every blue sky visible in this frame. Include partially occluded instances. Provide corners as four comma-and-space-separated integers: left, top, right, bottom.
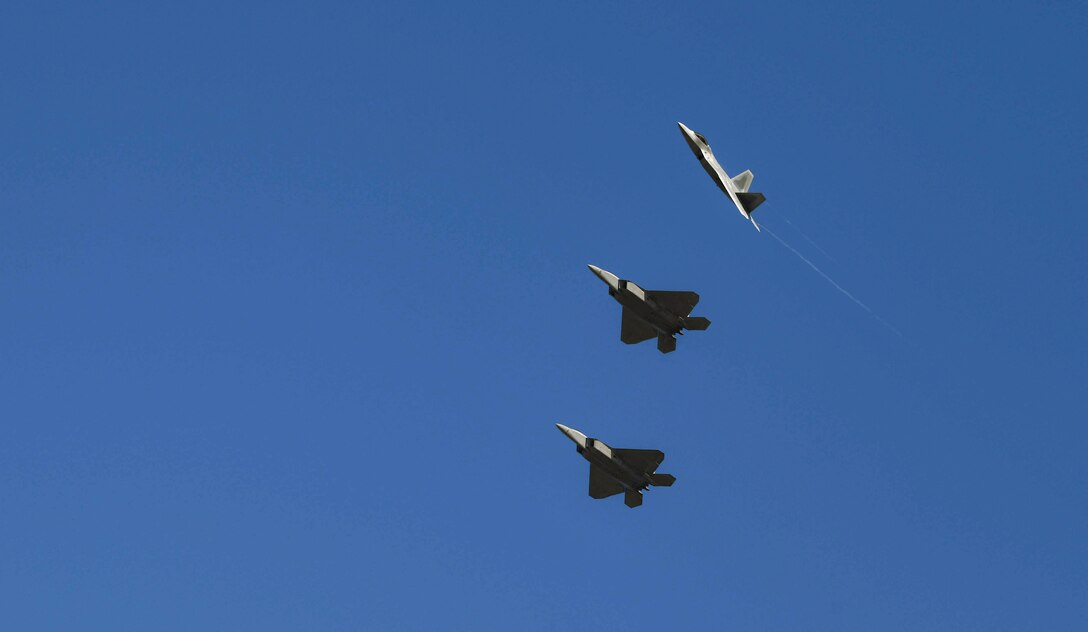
2, 1, 1086, 629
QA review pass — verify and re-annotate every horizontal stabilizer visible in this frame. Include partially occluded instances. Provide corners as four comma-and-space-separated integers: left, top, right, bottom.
736, 191, 766, 214
624, 490, 643, 508
683, 316, 710, 331
657, 335, 677, 354
649, 473, 676, 487
731, 169, 754, 193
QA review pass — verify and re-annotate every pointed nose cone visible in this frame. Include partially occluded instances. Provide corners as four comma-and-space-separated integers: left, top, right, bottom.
677, 121, 703, 156
556, 423, 587, 448
678, 122, 698, 142
587, 264, 620, 290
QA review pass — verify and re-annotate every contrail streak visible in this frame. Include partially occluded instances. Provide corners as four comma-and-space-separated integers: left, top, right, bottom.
762, 223, 903, 337
783, 217, 835, 262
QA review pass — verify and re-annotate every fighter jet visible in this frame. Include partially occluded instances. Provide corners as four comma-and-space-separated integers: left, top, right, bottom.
556, 423, 675, 508
678, 121, 766, 231
588, 264, 710, 353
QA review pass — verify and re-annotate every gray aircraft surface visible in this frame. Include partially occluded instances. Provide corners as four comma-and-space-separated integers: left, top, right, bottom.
588, 264, 710, 353
556, 423, 676, 508
678, 121, 766, 231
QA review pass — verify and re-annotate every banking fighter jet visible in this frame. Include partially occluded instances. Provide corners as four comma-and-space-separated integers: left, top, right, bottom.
588, 264, 710, 354
678, 121, 766, 231
556, 423, 675, 508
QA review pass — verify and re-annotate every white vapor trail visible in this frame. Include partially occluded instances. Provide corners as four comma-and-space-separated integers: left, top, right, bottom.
761, 223, 903, 337
783, 217, 835, 262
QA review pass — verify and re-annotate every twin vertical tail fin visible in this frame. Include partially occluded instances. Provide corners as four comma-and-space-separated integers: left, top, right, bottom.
624, 490, 643, 508
657, 335, 677, 354
731, 170, 754, 193
732, 169, 765, 225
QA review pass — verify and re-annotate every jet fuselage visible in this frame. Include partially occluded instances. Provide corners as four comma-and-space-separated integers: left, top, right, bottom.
557, 424, 651, 492
681, 129, 735, 198
678, 121, 760, 230
588, 265, 684, 337
557, 423, 675, 507
578, 440, 651, 492
608, 281, 684, 338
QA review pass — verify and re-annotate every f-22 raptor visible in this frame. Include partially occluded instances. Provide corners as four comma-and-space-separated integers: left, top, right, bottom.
678, 121, 766, 231
556, 423, 675, 508
588, 264, 710, 354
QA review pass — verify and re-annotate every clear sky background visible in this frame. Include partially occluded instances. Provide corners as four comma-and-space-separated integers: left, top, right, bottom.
2, 1, 1086, 629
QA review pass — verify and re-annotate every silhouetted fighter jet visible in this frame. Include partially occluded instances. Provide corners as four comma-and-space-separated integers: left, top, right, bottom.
556, 424, 675, 508
588, 264, 710, 353
678, 121, 766, 231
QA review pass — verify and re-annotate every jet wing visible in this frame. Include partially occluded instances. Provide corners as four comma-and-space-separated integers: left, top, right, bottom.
620, 307, 656, 344
613, 448, 665, 474
646, 290, 700, 317
588, 464, 624, 498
